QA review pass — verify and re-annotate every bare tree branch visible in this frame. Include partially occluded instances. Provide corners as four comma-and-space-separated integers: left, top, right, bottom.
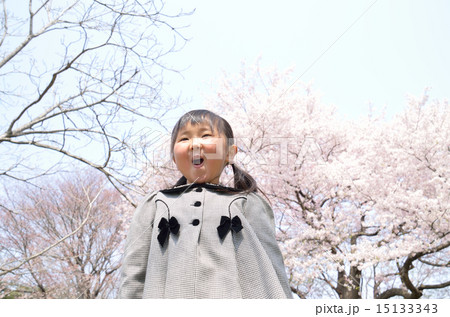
1, 0, 192, 205
0, 0, 7, 47
0, 0, 79, 69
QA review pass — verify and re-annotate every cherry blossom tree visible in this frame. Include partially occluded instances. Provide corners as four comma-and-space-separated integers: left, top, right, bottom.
206, 63, 450, 299
0, 171, 127, 298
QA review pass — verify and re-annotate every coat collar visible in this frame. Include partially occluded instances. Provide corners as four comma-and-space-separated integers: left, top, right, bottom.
160, 182, 243, 194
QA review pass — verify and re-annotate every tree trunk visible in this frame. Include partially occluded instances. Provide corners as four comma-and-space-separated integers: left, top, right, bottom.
336, 266, 362, 299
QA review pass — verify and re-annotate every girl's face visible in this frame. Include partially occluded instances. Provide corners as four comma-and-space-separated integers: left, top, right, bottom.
172, 121, 236, 184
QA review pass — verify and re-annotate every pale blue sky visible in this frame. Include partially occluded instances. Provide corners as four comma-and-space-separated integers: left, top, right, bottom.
162, 0, 450, 122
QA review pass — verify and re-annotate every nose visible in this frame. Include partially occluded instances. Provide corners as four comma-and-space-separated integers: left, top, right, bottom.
190, 138, 202, 153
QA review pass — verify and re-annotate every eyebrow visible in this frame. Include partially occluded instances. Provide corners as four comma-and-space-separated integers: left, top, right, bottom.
178, 126, 212, 136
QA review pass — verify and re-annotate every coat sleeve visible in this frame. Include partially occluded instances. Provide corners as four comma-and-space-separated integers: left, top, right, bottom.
118, 192, 157, 298
243, 192, 293, 298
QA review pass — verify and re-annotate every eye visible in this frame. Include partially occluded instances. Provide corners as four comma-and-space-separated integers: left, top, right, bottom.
202, 134, 212, 138
178, 137, 189, 142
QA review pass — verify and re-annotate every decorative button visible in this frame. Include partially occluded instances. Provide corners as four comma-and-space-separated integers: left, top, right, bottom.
192, 219, 200, 226
195, 187, 203, 192
193, 201, 201, 207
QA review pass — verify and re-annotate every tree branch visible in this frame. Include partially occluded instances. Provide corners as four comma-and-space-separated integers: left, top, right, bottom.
0, 0, 7, 47
0, 0, 78, 69
419, 280, 450, 291
377, 288, 416, 299
0, 183, 103, 277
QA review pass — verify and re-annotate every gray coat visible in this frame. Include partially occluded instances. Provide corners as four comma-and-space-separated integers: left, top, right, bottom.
118, 183, 293, 299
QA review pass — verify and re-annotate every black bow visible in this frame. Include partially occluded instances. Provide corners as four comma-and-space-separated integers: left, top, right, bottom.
217, 215, 243, 239
157, 216, 180, 246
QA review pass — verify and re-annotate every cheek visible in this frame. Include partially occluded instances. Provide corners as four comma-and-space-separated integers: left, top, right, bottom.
203, 142, 217, 153
203, 142, 227, 160
173, 144, 189, 161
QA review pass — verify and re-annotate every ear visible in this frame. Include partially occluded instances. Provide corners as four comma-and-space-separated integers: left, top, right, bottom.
226, 144, 237, 164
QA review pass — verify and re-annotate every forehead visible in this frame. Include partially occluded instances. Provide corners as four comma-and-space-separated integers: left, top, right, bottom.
177, 121, 214, 134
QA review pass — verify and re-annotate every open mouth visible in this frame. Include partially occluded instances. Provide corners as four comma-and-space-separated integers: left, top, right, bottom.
192, 157, 204, 166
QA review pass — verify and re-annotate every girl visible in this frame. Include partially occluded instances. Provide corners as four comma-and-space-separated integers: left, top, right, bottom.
118, 109, 292, 298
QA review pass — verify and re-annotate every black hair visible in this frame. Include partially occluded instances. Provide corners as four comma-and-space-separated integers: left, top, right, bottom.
170, 109, 258, 194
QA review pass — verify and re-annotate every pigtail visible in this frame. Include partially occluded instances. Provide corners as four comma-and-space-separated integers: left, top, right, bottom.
231, 163, 257, 193
231, 163, 272, 204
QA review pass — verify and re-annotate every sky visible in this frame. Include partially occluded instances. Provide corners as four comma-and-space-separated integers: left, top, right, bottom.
2, 0, 450, 181
160, 0, 450, 123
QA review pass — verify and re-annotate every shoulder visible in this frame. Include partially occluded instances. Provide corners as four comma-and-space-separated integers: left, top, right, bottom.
244, 191, 272, 209
240, 191, 277, 231
131, 191, 158, 220
137, 191, 158, 207
242, 191, 274, 219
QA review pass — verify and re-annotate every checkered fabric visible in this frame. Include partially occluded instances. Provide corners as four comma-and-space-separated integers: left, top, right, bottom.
118, 184, 293, 299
